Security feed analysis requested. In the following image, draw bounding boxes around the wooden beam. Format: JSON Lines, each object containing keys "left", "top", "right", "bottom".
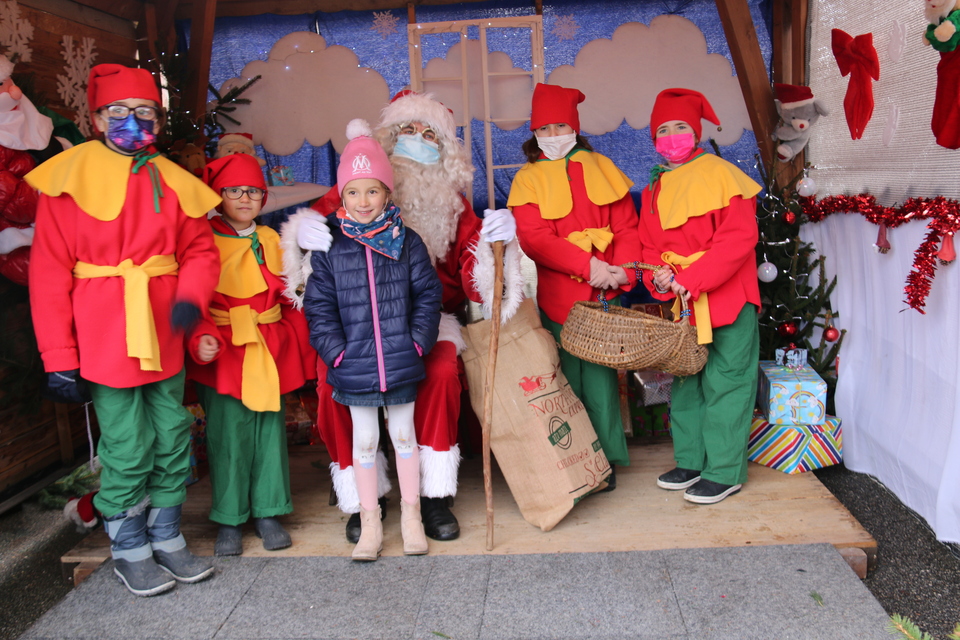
{"left": 715, "top": 0, "right": 777, "bottom": 171}
{"left": 176, "top": 0, "right": 491, "bottom": 20}
{"left": 55, "top": 403, "right": 74, "bottom": 466}
{"left": 790, "top": 0, "right": 808, "bottom": 85}
{"left": 407, "top": 1, "right": 415, "bottom": 24}
{"left": 137, "top": 2, "right": 159, "bottom": 71}
{"left": 183, "top": 0, "right": 217, "bottom": 128}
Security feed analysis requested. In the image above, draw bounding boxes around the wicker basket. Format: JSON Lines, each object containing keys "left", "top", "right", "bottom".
{"left": 560, "top": 286, "right": 708, "bottom": 376}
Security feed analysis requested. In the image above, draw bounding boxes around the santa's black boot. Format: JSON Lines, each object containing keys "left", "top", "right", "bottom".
{"left": 148, "top": 506, "right": 214, "bottom": 583}
{"left": 420, "top": 496, "right": 460, "bottom": 540}
{"left": 104, "top": 509, "right": 176, "bottom": 597}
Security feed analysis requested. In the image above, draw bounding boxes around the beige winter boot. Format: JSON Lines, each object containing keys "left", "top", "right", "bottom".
{"left": 351, "top": 505, "right": 382, "bottom": 562}
{"left": 400, "top": 497, "right": 429, "bottom": 556}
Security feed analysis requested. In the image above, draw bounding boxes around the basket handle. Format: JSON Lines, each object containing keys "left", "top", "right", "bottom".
{"left": 622, "top": 261, "right": 692, "bottom": 325}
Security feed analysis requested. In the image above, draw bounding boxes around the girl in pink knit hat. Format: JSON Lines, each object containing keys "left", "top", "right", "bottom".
{"left": 302, "top": 119, "right": 442, "bottom": 561}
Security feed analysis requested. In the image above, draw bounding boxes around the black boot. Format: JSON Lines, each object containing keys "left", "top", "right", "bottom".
{"left": 420, "top": 496, "right": 460, "bottom": 541}
{"left": 345, "top": 497, "right": 388, "bottom": 543}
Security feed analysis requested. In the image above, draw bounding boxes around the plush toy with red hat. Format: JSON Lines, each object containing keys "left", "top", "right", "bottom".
{"left": 774, "top": 83, "right": 829, "bottom": 162}
{"left": 64, "top": 491, "right": 101, "bottom": 532}
{"left": 924, "top": 0, "right": 960, "bottom": 148}
{"left": 215, "top": 132, "right": 266, "bottom": 167}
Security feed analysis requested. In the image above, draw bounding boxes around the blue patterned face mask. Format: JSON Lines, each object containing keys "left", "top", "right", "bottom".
{"left": 106, "top": 113, "right": 156, "bottom": 153}
{"left": 392, "top": 133, "right": 441, "bottom": 165}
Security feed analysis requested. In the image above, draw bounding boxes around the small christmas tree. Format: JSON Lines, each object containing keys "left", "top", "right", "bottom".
{"left": 754, "top": 161, "right": 845, "bottom": 412}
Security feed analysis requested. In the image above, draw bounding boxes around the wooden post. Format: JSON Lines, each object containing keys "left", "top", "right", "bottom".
{"left": 482, "top": 241, "right": 505, "bottom": 551}
{"left": 714, "top": 0, "right": 778, "bottom": 172}
{"left": 407, "top": 2, "right": 415, "bottom": 24}
{"left": 183, "top": 0, "right": 217, "bottom": 127}
{"left": 54, "top": 403, "right": 74, "bottom": 466}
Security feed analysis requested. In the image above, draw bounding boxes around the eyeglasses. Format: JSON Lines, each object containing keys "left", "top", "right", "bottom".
{"left": 399, "top": 123, "right": 438, "bottom": 142}
{"left": 221, "top": 187, "right": 264, "bottom": 201}
{"left": 100, "top": 104, "right": 161, "bottom": 122}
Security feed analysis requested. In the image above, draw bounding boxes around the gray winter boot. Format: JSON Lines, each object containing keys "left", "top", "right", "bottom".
{"left": 148, "top": 505, "right": 214, "bottom": 583}
{"left": 104, "top": 509, "right": 175, "bottom": 597}
{"left": 214, "top": 525, "right": 244, "bottom": 556}
{"left": 254, "top": 517, "right": 292, "bottom": 551}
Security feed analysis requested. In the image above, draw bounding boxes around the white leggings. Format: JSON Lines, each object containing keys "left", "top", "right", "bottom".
{"left": 349, "top": 402, "right": 418, "bottom": 468}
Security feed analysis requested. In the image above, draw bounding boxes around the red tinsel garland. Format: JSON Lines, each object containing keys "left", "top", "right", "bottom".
{"left": 801, "top": 194, "right": 960, "bottom": 313}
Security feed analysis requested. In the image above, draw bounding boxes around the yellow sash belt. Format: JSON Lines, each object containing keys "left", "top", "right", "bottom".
{"left": 73, "top": 254, "right": 179, "bottom": 372}
{"left": 661, "top": 250, "right": 712, "bottom": 345}
{"left": 211, "top": 304, "right": 282, "bottom": 412}
{"left": 566, "top": 225, "right": 613, "bottom": 282}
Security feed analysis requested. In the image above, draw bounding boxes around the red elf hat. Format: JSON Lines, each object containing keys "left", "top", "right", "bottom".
{"left": 203, "top": 153, "right": 268, "bottom": 207}
{"left": 530, "top": 83, "right": 586, "bottom": 133}
{"left": 87, "top": 64, "right": 161, "bottom": 126}
{"left": 649, "top": 88, "right": 720, "bottom": 140}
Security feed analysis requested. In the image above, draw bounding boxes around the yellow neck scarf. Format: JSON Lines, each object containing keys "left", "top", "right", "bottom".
{"left": 25, "top": 141, "right": 221, "bottom": 221}
{"left": 656, "top": 153, "right": 761, "bottom": 230}
{"left": 73, "top": 254, "right": 179, "bottom": 371}
{"left": 210, "top": 304, "right": 283, "bottom": 412}
{"left": 662, "top": 250, "right": 712, "bottom": 345}
{"left": 507, "top": 150, "right": 633, "bottom": 220}
{"left": 213, "top": 226, "right": 284, "bottom": 299}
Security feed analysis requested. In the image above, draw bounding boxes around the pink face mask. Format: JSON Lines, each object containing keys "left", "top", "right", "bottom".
{"left": 655, "top": 132, "right": 696, "bottom": 165}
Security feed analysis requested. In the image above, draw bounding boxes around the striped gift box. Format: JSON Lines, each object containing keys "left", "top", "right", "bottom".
{"left": 748, "top": 413, "right": 843, "bottom": 474}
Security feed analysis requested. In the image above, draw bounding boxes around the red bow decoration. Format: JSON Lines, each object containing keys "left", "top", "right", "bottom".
{"left": 831, "top": 29, "right": 880, "bottom": 140}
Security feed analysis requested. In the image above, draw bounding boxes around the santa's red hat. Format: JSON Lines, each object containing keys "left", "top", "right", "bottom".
{"left": 378, "top": 91, "right": 458, "bottom": 145}
{"left": 530, "top": 83, "right": 585, "bottom": 133}
{"left": 87, "top": 64, "right": 160, "bottom": 114}
{"left": 203, "top": 153, "right": 268, "bottom": 207}
{"left": 649, "top": 88, "right": 720, "bottom": 141}
{"left": 774, "top": 83, "right": 815, "bottom": 108}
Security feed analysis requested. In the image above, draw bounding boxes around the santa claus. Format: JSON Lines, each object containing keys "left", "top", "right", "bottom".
{"left": 283, "top": 91, "right": 523, "bottom": 542}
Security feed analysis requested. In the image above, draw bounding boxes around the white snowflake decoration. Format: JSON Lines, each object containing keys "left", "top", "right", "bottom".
{"left": 0, "top": 0, "right": 33, "bottom": 63}
{"left": 56, "top": 35, "right": 97, "bottom": 138}
{"left": 551, "top": 15, "right": 579, "bottom": 42}
{"left": 371, "top": 11, "right": 399, "bottom": 39}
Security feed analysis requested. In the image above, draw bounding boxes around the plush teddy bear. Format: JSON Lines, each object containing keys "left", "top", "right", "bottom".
{"left": 215, "top": 132, "right": 266, "bottom": 167}
{"left": 773, "top": 83, "right": 829, "bottom": 162}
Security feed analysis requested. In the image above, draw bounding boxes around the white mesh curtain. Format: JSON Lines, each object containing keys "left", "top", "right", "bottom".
{"left": 805, "top": 0, "right": 960, "bottom": 542}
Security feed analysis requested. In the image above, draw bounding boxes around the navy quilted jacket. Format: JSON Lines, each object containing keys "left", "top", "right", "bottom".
{"left": 303, "top": 216, "right": 442, "bottom": 395}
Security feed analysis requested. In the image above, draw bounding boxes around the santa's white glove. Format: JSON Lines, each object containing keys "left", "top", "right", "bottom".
{"left": 0, "top": 225, "right": 34, "bottom": 255}
{"left": 295, "top": 208, "right": 332, "bottom": 252}
{"left": 481, "top": 208, "right": 517, "bottom": 244}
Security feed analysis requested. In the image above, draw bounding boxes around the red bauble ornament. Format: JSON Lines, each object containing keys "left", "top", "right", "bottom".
{"left": 777, "top": 321, "right": 798, "bottom": 338}
{"left": 824, "top": 326, "right": 840, "bottom": 342}
{"left": 783, "top": 211, "right": 797, "bottom": 225}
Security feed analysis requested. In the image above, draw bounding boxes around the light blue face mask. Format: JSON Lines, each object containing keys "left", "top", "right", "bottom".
{"left": 393, "top": 133, "right": 441, "bottom": 165}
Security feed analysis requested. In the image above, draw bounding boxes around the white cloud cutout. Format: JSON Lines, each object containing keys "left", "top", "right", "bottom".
{"left": 421, "top": 39, "right": 532, "bottom": 131}
{"left": 548, "top": 15, "right": 751, "bottom": 144}
{"left": 218, "top": 31, "right": 390, "bottom": 155}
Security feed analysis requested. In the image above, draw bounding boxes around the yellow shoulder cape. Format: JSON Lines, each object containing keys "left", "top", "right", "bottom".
{"left": 507, "top": 150, "right": 633, "bottom": 220}
{"left": 657, "top": 153, "right": 761, "bottom": 230}
{"left": 24, "top": 141, "right": 221, "bottom": 222}
{"left": 213, "top": 225, "right": 284, "bottom": 299}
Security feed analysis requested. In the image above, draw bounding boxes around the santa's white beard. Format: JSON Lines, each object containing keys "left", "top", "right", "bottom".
{"left": 391, "top": 157, "right": 464, "bottom": 264}
{"left": 0, "top": 93, "right": 53, "bottom": 151}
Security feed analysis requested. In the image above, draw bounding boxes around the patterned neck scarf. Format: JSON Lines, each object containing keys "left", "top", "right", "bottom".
{"left": 338, "top": 202, "right": 406, "bottom": 260}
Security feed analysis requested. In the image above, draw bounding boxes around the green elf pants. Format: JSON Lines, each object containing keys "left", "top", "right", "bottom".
{"left": 670, "top": 303, "right": 759, "bottom": 486}
{"left": 90, "top": 368, "right": 193, "bottom": 518}
{"left": 196, "top": 383, "right": 292, "bottom": 526}
{"left": 542, "top": 308, "right": 630, "bottom": 467}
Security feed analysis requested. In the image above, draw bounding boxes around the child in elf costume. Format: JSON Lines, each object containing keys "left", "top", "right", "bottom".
{"left": 26, "top": 63, "right": 221, "bottom": 596}
{"left": 187, "top": 153, "right": 316, "bottom": 556}
{"left": 303, "top": 120, "right": 442, "bottom": 561}
{"left": 638, "top": 88, "right": 762, "bottom": 505}
{"left": 507, "top": 83, "right": 641, "bottom": 490}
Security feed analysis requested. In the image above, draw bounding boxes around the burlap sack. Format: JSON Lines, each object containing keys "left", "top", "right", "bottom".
{"left": 461, "top": 299, "right": 611, "bottom": 531}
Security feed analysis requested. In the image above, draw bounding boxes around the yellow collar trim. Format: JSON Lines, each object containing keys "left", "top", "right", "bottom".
{"left": 213, "top": 226, "right": 284, "bottom": 299}
{"left": 25, "top": 141, "right": 221, "bottom": 221}
{"left": 656, "top": 153, "right": 761, "bottom": 230}
{"left": 507, "top": 150, "right": 633, "bottom": 220}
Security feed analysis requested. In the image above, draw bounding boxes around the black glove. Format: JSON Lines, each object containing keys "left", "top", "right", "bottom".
{"left": 170, "top": 301, "right": 201, "bottom": 334}
{"left": 43, "top": 369, "right": 91, "bottom": 404}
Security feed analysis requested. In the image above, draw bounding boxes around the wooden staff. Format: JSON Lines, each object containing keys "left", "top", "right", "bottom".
{"left": 482, "top": 240, "right": 504, "bottom": 551}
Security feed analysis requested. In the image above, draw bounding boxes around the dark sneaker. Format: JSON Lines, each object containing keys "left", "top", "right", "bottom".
{"left": 656, "top": 467, "right": 702, "bottom": 490}
{"left": 420, "top": 496, "right": 460, "bottom": 540}
{"left": 683, "top": 479, "right": 742, "bottom": 504}
{"left": 153, "top": 547, "right": 215, "bottom": 583}
{"left": 254, "top": 518, "right": 292, "bottom": 551}
{"left": 113, "top": 557, "right": 176, "bottom": 597}
{"left": 599, "top": 465, "right": 617, "bottom": 492}
{"left": 345, "top": 497, "right": 388, "bottom": 543}
{"left": 214, "top": 525, "right": 243, "bottom": 556}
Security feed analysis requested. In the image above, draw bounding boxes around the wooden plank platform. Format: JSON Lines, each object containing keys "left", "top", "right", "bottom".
{"left": 62, "top": 443, "right": 876, "bottom": 572}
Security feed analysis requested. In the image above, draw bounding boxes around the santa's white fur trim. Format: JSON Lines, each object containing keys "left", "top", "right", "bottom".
{"left": 437, "top": 312, "right": 467, "bottom": 354}
{"left": 329, "top": 451, "right": 392, "bottom": 514}
{"left": 279, "top": 208, "right": 320, "bottom": 309}
{"left": 419, "top": 444, "right": 461, "bottom": 498}
{"left": 470, "top": 238, "right": 524, "bottom": 324}
{"left": 379, "top": 92, "right": 457, "bottom": 146}
{"left": 346, "top": 118, "right": 372, "bottom": 140}
{"left": 0, "top": 56, "right": 13, "bottom": 83}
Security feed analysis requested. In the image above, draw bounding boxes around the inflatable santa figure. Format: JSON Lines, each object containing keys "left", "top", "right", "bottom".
{"left": 283, "top": 91, "right": 523, "bottom": 542}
